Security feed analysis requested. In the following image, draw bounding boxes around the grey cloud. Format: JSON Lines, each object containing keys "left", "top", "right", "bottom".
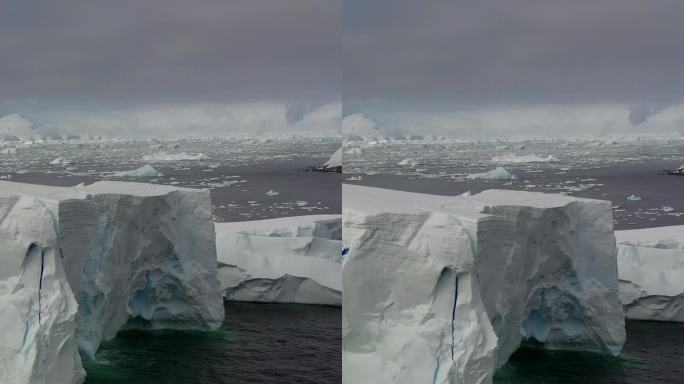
{"left": 0, "top": 0, "right": 340, "bottom": 106}
{"left": 344, "top": 0, "right": 684, "bottom": 106}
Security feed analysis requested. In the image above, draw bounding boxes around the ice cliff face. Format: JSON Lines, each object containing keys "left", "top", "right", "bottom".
{"left": 342, "top": 185, "right": 625, "bottom": 384}
{"left": 0, "top": 181, "right": 225, "bottom": 383}
{"left": 616, "top": 226, "right": 684, "bottom": 322}
{"left": 216, "top": 215, "right": 342, "bottom": 306}
{"left": 0, "top": 195, "right": 84, "bottom": 384}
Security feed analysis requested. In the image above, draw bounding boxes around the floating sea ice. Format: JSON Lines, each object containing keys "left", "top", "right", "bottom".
{"left": 264, "top": 190, "right": 280, "bottom": 197}
{"left": 142, "top": 152, "right": 209, "bottom": 161}
{"left": 626, "top": 195, "right": 642, "bottom": 201}
{"left": 50, "top": 157, "right": 70, "bottom": 167}
{"left": 113, "top": 164, "right": 163, "bottom": 177}
{"left": 466, "top": 166, "right": 517, "bottom": 181}
{"left": 346, "top": 176, "right": 363, "bottom": 181}
{"left": 397, "top": 158, "right": 418, "bottom": 167}
{"left": 662, "top": 206, "right": 675, "bottom": 212}
{"left": 491, "top": 153, "right": 559, "bottom": 163}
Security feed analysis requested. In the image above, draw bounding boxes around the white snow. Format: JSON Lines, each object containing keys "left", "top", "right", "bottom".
{"left": 343, "top": 185, "right": 624, "bottom": 384}
{"left": 113, "top": 164, "right": 163, "bottom": 178}
{"left": 466, "top": 166, "right": 517, "bottom": 180}
{"left": 0, "top": 181, "right": 224, "bottom": 382}
{"left": 323, "top": 147, "right": 342, "bottom": 168}
{"left": 616, "top": 225, "right": 684, "bottom": 321}
{"left": 491, "top": 153, "right": 559, "bottom": 163}
{"left": 142, "top": 152, "right": 208, "bottom": 161}
{"left": 215, "top": 215, "right": 342, "bottom": 305}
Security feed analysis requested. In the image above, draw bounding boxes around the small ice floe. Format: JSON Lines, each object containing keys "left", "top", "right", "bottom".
{"left": 113, "top": 164, "right": 163, "bottom": 178}
{"left": 142, "top": 152, "right": 208, "bottom": 161}
{"left": 491, "top": 153, "right": 559, "bottom": 163}
{"left": 466, "top": 167, "right": 517, "bottom": 181}
{"left": 346, "top": 176, "right": 363, "bottom": 181}
{"left": 398, "top": 158, "right": 418, "bottom": 167}
{"left": 662, "top": 206, "right": 675, "bottom": 212}
{"left": 264, "top": 190, "right": 280, "bottom": 197}
{"left": 626, "top": 195, "right": 642, "bottom": 201}
{"left": 50, "top": 157, "right": 70, "bottom": 167}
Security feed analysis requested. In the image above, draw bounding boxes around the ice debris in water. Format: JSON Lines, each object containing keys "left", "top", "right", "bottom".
{"left": 466, "top": 166, "right": 517, "bottom": 181}
{"left": 626, "top": 195, "right": 642, "bottom": 201}
{"left": 264, "top": 190, "right": 280, "bottom": 197}
{"left": 113, "top": 164, "right": 163, "bottom": 178}
{"left": 142, "top": 152, "right": 209, "bottom": 161}
{"left": 491, "top": 153, "right": 559, "bottom": 163}
{"left": 49, "top": 157, "right": 70, "bottom": 167}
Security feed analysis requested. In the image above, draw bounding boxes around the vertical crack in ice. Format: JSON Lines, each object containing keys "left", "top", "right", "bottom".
{"left": 451, "top": 275, "right": 459, "bottom": 361}
{"left": 38, "top": 247, "right": 45, "bottom": 325}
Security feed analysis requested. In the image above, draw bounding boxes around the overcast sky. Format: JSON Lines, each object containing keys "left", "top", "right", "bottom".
{"left": 0, "top": 0, "right": 340, "bottom": 136}
{"left": 344, "top": 0, "right": 684, "bottom": 136}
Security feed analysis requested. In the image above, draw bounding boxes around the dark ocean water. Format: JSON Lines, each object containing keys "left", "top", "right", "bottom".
{"left": 84, "top": 302, "right": 341, "bottom": 384}
{"left": 346, "top": 160, "right": 684, "bottom": 230}
{"left": 495, "top": 321, "right": 684, "bottom": 384}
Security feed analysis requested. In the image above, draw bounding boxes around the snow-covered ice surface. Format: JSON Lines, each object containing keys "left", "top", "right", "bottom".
{"left": 616, "top": 225, "right": 684, "bottom": 322}
{"left": 343, "top": 185, "right": 624, "bottom": 384}
{"left": 215, "top": 215, "right": 342, "bottom": 305}
{"left": 343, "top": 137, "right": 684, "bottom": 229}
{"left": 0, "top": 181, "right": 225, "bottom": 382}
{"left": 0, "top": 137, "right": 341, "bottom": 222}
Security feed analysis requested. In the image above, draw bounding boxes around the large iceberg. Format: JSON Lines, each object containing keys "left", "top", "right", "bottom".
{"left": 216, "top": 215, "right": 342, "bottom": 305}
{"left": 343, "top": 185, "right": 624, "bottom": 384}
{"left": 616, "top": 225, "right": 684, "bottom": 321}
{"left": 0, "top": 181, "right": 225, "bottom": 382}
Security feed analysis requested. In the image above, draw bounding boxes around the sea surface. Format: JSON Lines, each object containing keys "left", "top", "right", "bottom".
{"left": 84, "top": 303, "right": 341, "bottom": 384}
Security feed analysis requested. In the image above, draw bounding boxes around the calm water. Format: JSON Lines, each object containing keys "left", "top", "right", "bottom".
{"left": 495, "top": 321, "right": 684, "bottom": 384}
{"left": 84, "top": 302, "right": 341, "bottom": 384}
{"left": 346, "top": 160, "right": 684, "bottom": 230}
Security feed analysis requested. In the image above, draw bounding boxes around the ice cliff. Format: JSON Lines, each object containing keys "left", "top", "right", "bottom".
{"left": 342, "top": 185, "right": 625, "bottom": 384}
{"left": 215, "top": 215, "right": 342, "bottom": 305}
{"left": 616, "top": 225, "right": 684, "bottom": 322}
{"left": 0, "top": 181, "right": 225, "bottom": 383}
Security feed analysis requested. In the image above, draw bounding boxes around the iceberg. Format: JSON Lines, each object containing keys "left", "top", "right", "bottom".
{"left": 323, "top": 147, "right": 342, "bottom": 169}
{"left": 343, "top": 185, "right": 624, "bottom": 384}
{"left": 0, "top": 181, "right": 225, "bottom": 382}
{"left": 466, "top": 167, "right": 517, "bottom": 181}
{"left": 616, "top": 225, "right": 684, "bottom": 321}
{"left": 215, "top": 215, "right": 342, "bottom": 306}
{"left": 0, "top": 195, "right": 85, "bottom": 384}
{"left": 113, "top": 164, "right": 163, "bottom": 178}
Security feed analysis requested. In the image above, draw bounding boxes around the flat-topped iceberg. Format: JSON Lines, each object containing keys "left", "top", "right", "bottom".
{"left": 0, "top": 181, "right": 225, "bottom": 383}
{"left": 343, "top": 185, "right": 624, "bottom": 384}
{"left": 616, "top": 225, "right": 684, "bottom": 321}
{"left": 216, "top": 215, "right": 342, "bottom": 306}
